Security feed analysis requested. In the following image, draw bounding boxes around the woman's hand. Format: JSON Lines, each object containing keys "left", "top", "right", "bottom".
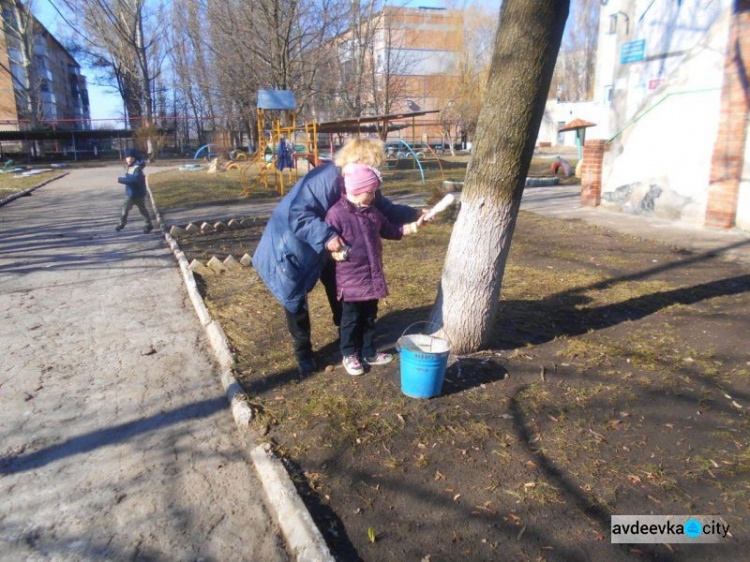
{"left": 326, "top": 235, "right": 346, "bottom": 252}
{"left": 418, "top": 208, "right": 431, "bottom": 225}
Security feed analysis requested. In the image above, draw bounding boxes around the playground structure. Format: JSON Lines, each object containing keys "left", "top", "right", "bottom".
{"left": 186, "top": 92, "right": 449, "bottom": 195}
{"left": 240, "top": 90, "right": 319, "bottom": 196}
{"left": 384, "top": 139, "right": 446, "bottom": 183}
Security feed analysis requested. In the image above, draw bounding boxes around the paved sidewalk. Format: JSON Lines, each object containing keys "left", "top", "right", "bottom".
{"left": 0, "top": 168, "right": 287, "bottom": 561}
{"left": 520, "top": 185, "right": 750, "bottom": 265}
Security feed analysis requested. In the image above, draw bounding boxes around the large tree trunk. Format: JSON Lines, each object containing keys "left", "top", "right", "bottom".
{"left": 429, "top": 0, "right": 569, "bottom": 354}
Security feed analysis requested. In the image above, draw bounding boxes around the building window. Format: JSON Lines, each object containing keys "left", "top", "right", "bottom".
{"left": 608, "top": 14, "right": 617, "bottom": 34}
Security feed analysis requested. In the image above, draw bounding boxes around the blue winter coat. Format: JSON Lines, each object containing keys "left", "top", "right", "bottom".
{"left": 118, "top": 161, "right": 147, "bottom": 198}
{"left": 252, "top": 161, "right": 419, "bottom": 312}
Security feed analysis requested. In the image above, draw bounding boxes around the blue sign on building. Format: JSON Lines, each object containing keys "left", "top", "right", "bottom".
{"left": 621, "top": 39, "right": 646, "bottom": 64}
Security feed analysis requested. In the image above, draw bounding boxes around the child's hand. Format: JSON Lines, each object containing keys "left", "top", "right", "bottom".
{"left": 419, "top": 208, "right": 433, "bottom": 224}
{"left": 331, "top": 244, "right": 350, "bottom": 261}
{"left": 326, "top": 235, "right": 346, "bottom": 252}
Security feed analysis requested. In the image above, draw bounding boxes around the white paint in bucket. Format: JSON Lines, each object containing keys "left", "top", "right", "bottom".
{"left": 398, "top": 334, "right": 451, "bottom": 354}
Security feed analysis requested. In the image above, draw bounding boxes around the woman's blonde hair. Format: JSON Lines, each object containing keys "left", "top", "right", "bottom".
{"left": 334, "top": 137, "right": 385, "bottom": 168}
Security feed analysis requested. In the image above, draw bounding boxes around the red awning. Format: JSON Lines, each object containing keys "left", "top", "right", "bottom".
{"left": 557, "top": 118, "right": 597, "bottom": 132}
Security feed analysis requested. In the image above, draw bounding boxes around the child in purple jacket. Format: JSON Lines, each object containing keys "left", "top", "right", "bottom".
{"left": 325, "top": 163, "right": 422, "bottom": 376}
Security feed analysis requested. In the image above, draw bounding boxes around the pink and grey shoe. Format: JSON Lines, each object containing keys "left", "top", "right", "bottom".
{"left": 364, "top": 352, "right": 393, "bottom": 366}
{"left": 343, "top": 354, "right": 364, "bottom": 376}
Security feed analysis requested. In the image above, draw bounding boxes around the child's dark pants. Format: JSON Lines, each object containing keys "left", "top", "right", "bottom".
{"left": 339, "top": 299, "right": 378, "bottom": 359}
{"left": 120, "top": 196, "right": 152, "bottom": 227}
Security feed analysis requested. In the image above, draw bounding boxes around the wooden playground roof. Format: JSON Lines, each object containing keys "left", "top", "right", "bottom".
{"left": 316, "top": 110, "right": 440, "bottom": 133}
{"left": 558, "top": 118, "right": 597, "bottom": 132}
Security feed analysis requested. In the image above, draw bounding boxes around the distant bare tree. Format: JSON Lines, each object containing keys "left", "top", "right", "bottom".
{"left": 549, "top": 0, "right": 599, "bottom": 100}
{"left": 437, "top": 4, "right": 496, "bottom": 154}
{"left": 53, "top": 0, "right": 168, "bottom": 128}
{"left": 369, "top": 7, "right": 414, "bottom": 139}
{"left": 169, "top": 0, "right": 216, "bottom": 145}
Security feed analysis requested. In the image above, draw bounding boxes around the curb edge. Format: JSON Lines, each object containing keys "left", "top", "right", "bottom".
{"left": 146, "top": 180, "right": 334, "bottom": 562}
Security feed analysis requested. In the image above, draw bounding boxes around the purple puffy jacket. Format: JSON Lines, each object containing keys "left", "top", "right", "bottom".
{"left": 325, "top": 196, "right": 403, "bottom": 302}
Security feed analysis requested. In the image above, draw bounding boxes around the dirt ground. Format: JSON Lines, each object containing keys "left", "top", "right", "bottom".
{"left": 184, "top": 210, "right": 749, "bottom": 561}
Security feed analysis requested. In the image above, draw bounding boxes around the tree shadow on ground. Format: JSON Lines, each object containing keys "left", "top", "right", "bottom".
{"left": 280, "top": 455, "right": 363, "bottom": 562}
{"left": 0, "top": 397, "right": 227, "bottom": 475}
{"left": 358, "top": 240, "right": 750, "bottom": 401}
{"left": 507, "top": 366, "right": 748, "bottom": 561}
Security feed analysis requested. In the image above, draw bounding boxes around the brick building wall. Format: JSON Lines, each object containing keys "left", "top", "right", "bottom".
{"left": 705, "top": 1, "right": 750, "bottom": 228}
{"left": 0, "top": 4, "right": 89, "bottom": 132}
{"left": 0, "top": 18, "right": 18, "bottom": 126}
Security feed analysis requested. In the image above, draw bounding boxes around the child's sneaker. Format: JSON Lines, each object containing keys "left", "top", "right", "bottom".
{"left": 143, "top": 224, "right": 153, "bottom": 234}
{"left": 115, "top": 223, "right": 125, "bottom": 232}
{"left": 364, "top": 352, "right": 393, "bottom": 366}
{"left": 342, "top": 354, "right": 364, "bottom": 376}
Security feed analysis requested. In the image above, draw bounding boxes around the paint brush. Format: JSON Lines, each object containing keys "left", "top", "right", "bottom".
{"left": 424, "top": 194, "right": 456, "bottom": 221}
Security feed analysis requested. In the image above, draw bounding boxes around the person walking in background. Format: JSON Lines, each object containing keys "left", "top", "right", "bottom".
{"left": 325, "top": 163, "right": 423, "bottom": 376}
{"left": 116, "top": 148, "right": 153, "bottom": 234}
{"left": 252, "top": 138, "right": 427, "bottom": 376}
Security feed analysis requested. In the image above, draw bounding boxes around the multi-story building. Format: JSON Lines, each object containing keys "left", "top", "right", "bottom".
{"left": 0, "top": 1, "right": 90, "bottom": 132}
{"left": 314, "top": 0, "right": 463, "bottom": 144}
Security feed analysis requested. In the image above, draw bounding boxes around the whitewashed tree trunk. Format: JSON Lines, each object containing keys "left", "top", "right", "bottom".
{"left": 429, "top": 0, "right": 569, "bottom": 354}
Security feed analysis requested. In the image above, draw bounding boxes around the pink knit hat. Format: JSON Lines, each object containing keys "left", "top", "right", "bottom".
{"left": 343, "top": 163, "right": 382, "bottom": 195}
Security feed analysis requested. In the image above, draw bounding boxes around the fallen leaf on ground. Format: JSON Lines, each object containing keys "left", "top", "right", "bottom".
{"left": 505, "top": 513, "right": 522, "bottom": 524}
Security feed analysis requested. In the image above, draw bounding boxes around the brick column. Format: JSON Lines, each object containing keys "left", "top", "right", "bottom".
{"left": 705, "top": 2, "right": 750, "bottom": 228}
{"left": 581, "top": 140, "right": 606, "bottom": 207}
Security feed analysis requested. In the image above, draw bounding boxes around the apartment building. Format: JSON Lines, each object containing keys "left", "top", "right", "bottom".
{"left": 0, "top": 1, "right": 90, "bottom": 131}
{"left": 315, "top": 0, "right": 463, "bottom": 143}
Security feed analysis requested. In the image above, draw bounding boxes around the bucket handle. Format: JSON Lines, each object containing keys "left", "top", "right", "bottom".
{"left": 398, "top": 321, "right": 453, "bottom": 353}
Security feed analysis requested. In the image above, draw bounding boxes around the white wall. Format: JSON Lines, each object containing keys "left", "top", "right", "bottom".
{"left": 538, "top": 100, "right": 608, "bottom": 147}
{"left": 597, "top": 0, "right": 734, "bottom": 225}
{"left": 737, "top": 121, "right": 750, "bottom": 230}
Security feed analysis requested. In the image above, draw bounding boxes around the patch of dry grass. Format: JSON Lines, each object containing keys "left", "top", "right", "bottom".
{"left": 148, "top": 166, "right": 281, "bottom": 210}
{"left": 188, "top": 205, "right": 748, "bottom": 560}
{"left": 0, "top": 171, "right": 63, "bottom": 197}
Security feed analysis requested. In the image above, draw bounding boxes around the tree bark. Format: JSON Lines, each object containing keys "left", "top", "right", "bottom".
{"left": 429, "top": 0, "right": 569, "bottom": 354}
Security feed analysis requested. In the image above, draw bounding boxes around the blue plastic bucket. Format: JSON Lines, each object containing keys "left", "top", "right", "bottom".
{"left": 398, "top": 328, "right": 452, "bottom": 399}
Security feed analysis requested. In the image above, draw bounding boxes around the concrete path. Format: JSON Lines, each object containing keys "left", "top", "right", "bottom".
{"left": 521, "top": 185, "right": 750, "bottom": 265}
{"left": 0, "top": 168, "right": 288, "bottom": 561}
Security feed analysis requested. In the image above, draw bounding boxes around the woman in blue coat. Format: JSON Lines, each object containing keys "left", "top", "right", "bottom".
{"left": 252, "top": 138, "right": 423, "bottom": 374}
